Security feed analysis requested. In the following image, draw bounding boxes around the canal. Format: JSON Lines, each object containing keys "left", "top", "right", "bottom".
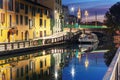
{"left": 0, "top": 40, "right": 117, "bottom": 80}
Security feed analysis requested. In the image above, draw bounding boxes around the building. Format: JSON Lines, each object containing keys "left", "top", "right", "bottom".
{"left": 0, "top": 0, "right": 51, "bottom": 42}
{"left": 62, "top": 5, "right": 69, "bottom": 26}
{"left": 40, "top": 0, "right": 62, "bottom": 34}
{"left": 77, "top": 7, "right": 81, "bottom": 25}
{"left": 68, "top": 15, "right": 77, "bottom": 25}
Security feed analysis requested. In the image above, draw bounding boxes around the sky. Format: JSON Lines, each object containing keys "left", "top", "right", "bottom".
{"left": 62, "top": 0, "right": 120, "bottom": 22}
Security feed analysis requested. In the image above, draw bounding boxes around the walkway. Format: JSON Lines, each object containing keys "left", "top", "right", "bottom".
{"left": 0, "top": 31, "right": 82, "bottom": 53}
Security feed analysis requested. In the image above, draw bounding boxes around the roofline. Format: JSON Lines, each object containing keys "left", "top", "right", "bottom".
{"left": 25, "top": 0, "right": 52, "bottom": 10}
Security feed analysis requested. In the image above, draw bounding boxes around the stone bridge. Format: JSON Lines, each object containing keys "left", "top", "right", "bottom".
{"left": 63, "top": 28, "right": 110, "bottom": 42}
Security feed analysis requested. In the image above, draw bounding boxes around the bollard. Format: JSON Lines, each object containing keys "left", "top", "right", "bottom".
{"left": 11, "top": 43, "right": 14, "bottom": 49}
{"left": 5, "top": 44, "right": 7, "bottom": 50}
{"left": 18, "top": 42, "right": 20, "bottom": 48}
{"left": 23, "top": 42, "right": 25, "bottom": 47}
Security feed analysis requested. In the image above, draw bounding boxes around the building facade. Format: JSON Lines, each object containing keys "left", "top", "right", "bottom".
{"left": 68, "top": 15, "right": 77, "bottom": 24}
{"left": 62, "top": 5, "right": 69, "bottom": 25}
{"left": 40, "top": 0, "right": 62, "bottom": 34}
{"left": 0, "top": 0, "right": 51, "bottom": 42}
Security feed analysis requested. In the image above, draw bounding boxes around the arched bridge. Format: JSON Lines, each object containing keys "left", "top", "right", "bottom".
{"left": 63, "top": 28, "right": 110, "bottom": 42}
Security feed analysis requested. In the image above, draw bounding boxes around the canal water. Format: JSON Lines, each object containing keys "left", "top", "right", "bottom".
{"left": 0, "top": 41, "right": 117, "bottom": 80}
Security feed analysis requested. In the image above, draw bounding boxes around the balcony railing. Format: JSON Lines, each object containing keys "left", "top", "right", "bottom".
{"left": 103, "top": 47, "right": 120, "bottom": 80}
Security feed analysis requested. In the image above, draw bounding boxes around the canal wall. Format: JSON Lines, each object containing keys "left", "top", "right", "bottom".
{"left": 0, "top": 42, "right": 66, "bottom": 56}
{"left": 0, "top": 30, "right": 82, "bottom": 56}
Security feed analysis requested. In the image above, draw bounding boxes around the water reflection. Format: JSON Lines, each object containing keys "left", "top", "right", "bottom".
{"left": 0, "top": 41, "right": 116, "bottom": 80}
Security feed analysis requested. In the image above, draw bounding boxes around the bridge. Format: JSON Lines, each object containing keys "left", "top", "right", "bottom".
{"left": 63, "top": 24, "right": 109, "bottom": 42}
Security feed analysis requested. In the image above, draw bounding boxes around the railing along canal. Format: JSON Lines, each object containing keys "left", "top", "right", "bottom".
{"left": 103, "top": 47, "right": 120, "bottom": 80}
{"left": 0, "top": 32, "right": 80, "bottom": 51}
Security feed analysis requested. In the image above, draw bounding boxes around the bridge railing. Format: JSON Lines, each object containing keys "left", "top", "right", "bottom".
{"left": 103, "top": 47, "right": 120, "bottom": 80}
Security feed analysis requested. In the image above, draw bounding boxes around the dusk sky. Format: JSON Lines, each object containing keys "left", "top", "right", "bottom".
{"left": 62, "top": 0, "right": 120, "bottom": 22}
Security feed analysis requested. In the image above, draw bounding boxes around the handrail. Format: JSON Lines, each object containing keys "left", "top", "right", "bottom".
{"left": 0, "top": 31, "right": 82, "bottom": 52}
{"left": 103, "top": 47, "right": 120, "bottom": 80}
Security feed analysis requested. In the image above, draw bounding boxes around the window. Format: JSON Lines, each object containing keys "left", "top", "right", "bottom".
{"left": 25, "top": 16, "right": 28, "bottom": 25}
{"left": 9, "top": 15, "right": 12, "bottom": 27}
{"left": 15, "top": 1, "right": 19, "bottom": 13}
{"left": 16, "top": 30, "right": 18, "bottom": 36}
{"left": 20, "top": 3, "right": 24, "bottom": 10}
{"left": 45, "top": 59, "right": 46, "bottom": 66}
{"left": 59, "top": 0, "right": 61, "bottom": 5}
{"left": 29, "top": 6, "right": 32, "bottom": 12}
{"left": 25, "top": 5, "right": 28, "bottom": 14}
{"left": 44, "top": 9, "right": 47, "bottom": 15}
{"left": 44, "top": 20, "right": 46, "bottom": 28}
{"left": 16, "top": 15, "right": 19, "bottom": 25}
{"left": 0, "top": 0, "right": 3, "bottom": 9}
{"left": 40, "top": 9, "right": 43, "bottom": 17}
{"left": 32, "top": 7, "right": 35, "bottom": 16}
{"left": 40, "top": 19, "right": 42, "bottom": 26}
{"left": 1, "top": 13, "right": 5, "bottom": 23}
{"left": 37, "top": 8, "right": 40, "bottom": 13}
{"left": 8, "top": 0, "right": 13, "bottom": 11}
{"left": 20, "top": 15, "right": 23, "bottom": 25}
{"left": 25, "top": 65, "right": 28, "bottom": 74}
{"left": 40, "top": 61, "right": 43, "bottom": 68}
{"left": 44, "top": 30, "right": 46, "bottom": 36}
{"left": 21, "top": 67, "right": 24, "bottom": 77}
{"left": 40, "top": 31, "right": 42, "bottom": 37}
{"left": 29, "top": 19, "right": 33, "bottom": 29}
{"left": 16, "top": 69, "right": 19, "bottom": 78}
{"left": 1, "top": 29, "right": 2, "bottom": 36}
{"left": 29, "top": 61, "right": 32, "bottom": 70}
{"left": 56, "top": 0, "right": 58, "bottom": 3}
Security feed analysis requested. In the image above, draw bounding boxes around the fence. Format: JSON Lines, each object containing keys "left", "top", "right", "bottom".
{"left": 103, "top": 47, "right": 120, "bottom": 80}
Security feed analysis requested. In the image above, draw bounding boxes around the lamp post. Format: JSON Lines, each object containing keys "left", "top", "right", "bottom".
{"left": 71, "top": 7, "right": 75, "bottom": 23}
{"left": 84, "top": 10, "right": 89, "bottom": 25}
{"left": 84, "top": 10, "right": 89, "bottom": 34}
{"left": 71, "top": 7, "right": 75, "bottom": 15}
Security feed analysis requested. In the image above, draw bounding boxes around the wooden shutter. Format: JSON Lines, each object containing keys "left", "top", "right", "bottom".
{"left": 1, "top": 13, "right": 5, "bottom": 23}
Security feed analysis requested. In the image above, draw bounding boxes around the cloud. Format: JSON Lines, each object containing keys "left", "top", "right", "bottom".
{"left": 81, "top": 15, "right": 105, "bottom": 22}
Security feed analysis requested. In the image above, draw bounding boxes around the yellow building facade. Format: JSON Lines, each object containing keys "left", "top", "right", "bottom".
{"left": 0, "top": 0, "right": 51, "bottom": 42}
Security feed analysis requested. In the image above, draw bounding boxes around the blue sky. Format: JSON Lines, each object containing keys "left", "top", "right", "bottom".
{"left": 62, "top": 0, "right": 120, "bottom": 22}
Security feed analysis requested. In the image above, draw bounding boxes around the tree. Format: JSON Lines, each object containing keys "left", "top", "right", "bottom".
{"left": 105, "top": 2, "right": 120, "bottom": 31}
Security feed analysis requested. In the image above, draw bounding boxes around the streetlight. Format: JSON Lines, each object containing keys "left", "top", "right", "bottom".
{"left": 71, "top": 7, "right": 75, "bottom": 13}
{"left": 55, "top": 10, "right": 57, "bottom": 14}
{"left": 84, "top": 10, "right": 89, "bottom": 34}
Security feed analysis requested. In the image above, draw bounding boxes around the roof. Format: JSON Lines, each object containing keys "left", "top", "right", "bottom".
{"left": 25, "top": 0, "right": 52, "bottom": 10}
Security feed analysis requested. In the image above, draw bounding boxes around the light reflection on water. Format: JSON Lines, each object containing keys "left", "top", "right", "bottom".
{"left": 0, "top": 42, "right": 117, "bottom": 80}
